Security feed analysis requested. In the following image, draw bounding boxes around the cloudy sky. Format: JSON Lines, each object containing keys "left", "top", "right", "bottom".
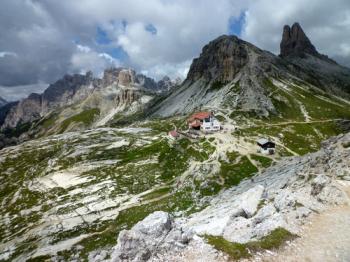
{"left": 1, "top": 0, "right": 350, "bottom": 101}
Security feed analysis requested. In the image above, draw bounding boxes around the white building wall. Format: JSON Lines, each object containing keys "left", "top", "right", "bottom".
{"left": 201, "top": 117, "right": 221, "bottom": 132}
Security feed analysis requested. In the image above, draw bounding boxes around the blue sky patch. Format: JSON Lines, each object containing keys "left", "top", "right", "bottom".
{"left": 228, "top": 11, "right": 246, "bottom": 36}
{"left": 109, "top": 47, "right": 129, "bottom": 61}
{"left": 96, "top": 27, "right": 112, "bottom": 45}
{"left": 145, "top": 23, "right": 157, "bottom": 35}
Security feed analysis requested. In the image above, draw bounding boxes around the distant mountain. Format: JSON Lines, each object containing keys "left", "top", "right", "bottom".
{"left": 0, "top": 68, "right": 179, "bottom": 147}
{"left": 0, "top": 68, "right": 179, "bottom": 130}
{"left": 152, "top": 23, "right": 350, "bottom": 118}
{"left": 0, "top": 97, "right": 7, "bottom": 107}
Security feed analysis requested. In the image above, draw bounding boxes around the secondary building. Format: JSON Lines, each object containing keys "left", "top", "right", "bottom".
{"left": 188, "top": 111, "right": 221, "bottom": 132}
{"left": 257, "top": 138, "right": 276, "bottom": 155}
{"left": 168, "top": 130, "right": 180, "bottom": 140}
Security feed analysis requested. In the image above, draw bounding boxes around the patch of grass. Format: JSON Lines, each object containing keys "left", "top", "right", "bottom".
{"left": 231, "top": 81, "right": 240, "bottom": 93}
{"left": 198, "top": 180, "right": 222, "bottom": 196}
{"left": 294, "top": 87, "right": 350, "bottom": 120}
{"left": 342, "top": 141, "right": 350, "bottom": 148}
{"left": 139, "top": 116, "right": 187, "bottom": 134}
{"left": 250, "top": 154, "right": 273, "bottom": 168}
{"left": 215, "top": 115, "right": 225, "bottom": 122}
{"left": 219, "top": 155, "right": 258, "bottom": 187}
{"left": 270, "top": 91, "right": 304, "bottom": 121}
{"left": 142, "top": 187, "right": 171, "bottom": 201}
{"left": 243, "top": 121, "right": 343, "bottom": 155}
{"left": 205, "top": 235, "right": 250, "bottom": 260}
{"left": 2, "top": 121, "right": 33, "bottom": 138}
{"left": 248, "top": 227, "right": 296, "bottom": 250}
{"left": 205, "top": 228, "right": 296, "bottom": 260}
{"left": 210, "top": 80, "right": 226, "bottom": 91}
{"left": 110, "top": 111, "right": 146, "bottom": 127}
{"left": 59, "top": 108, "right": 100, "bottom": 133}
{"left": 229, "top": 110, "right": 259, "bottom": 120}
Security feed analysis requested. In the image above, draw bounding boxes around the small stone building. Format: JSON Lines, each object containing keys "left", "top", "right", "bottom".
{"left": 257, "top": 138, "right": 276, "bottom": 155}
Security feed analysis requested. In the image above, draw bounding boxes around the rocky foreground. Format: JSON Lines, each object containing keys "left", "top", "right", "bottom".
{"left": 110, "top": 132, "right": 350, "bottom": 262}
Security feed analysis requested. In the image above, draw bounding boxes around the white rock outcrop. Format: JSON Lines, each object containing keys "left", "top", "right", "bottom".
{"left": 111, "top": 211, "right": 192, "bottom": 262}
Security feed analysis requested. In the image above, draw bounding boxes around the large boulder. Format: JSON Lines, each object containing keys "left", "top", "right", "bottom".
{"left": 111, "top": 211, "right": 191, "bottom": 262}
{"left": 112, "top": 211, "right": 172, "bottom": 261}
{"left": 239, "top": 185, "right": 264, "bottom": 218}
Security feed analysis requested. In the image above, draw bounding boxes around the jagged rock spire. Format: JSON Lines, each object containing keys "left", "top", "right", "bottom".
{"left": 280, "top": 22, "right": 318, "bottom": 58}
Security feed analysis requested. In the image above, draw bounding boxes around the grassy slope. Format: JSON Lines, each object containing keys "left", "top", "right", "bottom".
{"left": 237, "top": 78, "right": 350, "bottom": 155}
{"left": 205, "top": 228, "right": 296, "bottom": 260}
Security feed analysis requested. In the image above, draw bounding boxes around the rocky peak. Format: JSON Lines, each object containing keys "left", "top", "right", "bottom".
{"left": 102, "top": 67, "right": 138, "bottom": 87}
{"left": 161, "top": 76, "right": 171, "bottom": 82}
{"left": 280, "top": 23, "right": 337, "bottom": 64}
{"left": 118, "top": 68, "right": 136, "bottom": 86}
{"left": 103, "top": 68, "right": 122, "bottom": 86}
{"left": 186, "top": 35, "right": 248, "bottom": 83}
{"left": 42, "top": 72, "right": 93, "bottom": 103}
{"left": 280, "top": 23, "right": 318, "bottom": 58}
{"left": 157, "top": 75, "right": 180, "bottom": 91}
{"left": 136, "top": 74, "right": 158, "bottom": 90}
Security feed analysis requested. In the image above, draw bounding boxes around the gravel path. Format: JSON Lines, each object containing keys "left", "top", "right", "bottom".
{"left": 257, "top": 187, "right": 350, "bottom": 262}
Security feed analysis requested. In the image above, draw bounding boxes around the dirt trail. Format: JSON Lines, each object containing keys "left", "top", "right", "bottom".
{"left": 257, "top": 183, "right": 350, "bottom": 262}
{"left": 241, "top": 119, "right": 343, "bottom": 129}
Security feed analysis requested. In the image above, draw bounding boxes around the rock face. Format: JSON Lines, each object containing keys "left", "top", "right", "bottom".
{"left": 280, "top": 22, "right": 337, "bottom": 64}
{"left": 280, "top": 23, "right": 350, "bottom": 96}
{"left": 187, "top": 35, "right": 248, "bottom": 83}
{"left": 111, "top": 211, "right": 191, "bottom": 262}
{"left": 157, "top": 76, "right": 181, "bottom": 92}
{"left": 1, "top": 72, "right": 95, "bottom": 130}
{"left": 280, "top": 23, "right": 318, "bottom": 58}
{"left": 152, "top": 35, "right": 284, "bottom": 117}
{"left": 2, "top": 93, "right": 42, "bottom": 129}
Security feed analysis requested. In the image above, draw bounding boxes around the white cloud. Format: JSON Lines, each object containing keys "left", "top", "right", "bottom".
{"left": 70, "top": 45, "right": 120, "bottom": 76}
{"left": 241, "top": 0, "right": 350, "bottom": 66}
{"left": 0, "top": 83, "right": 49, "bottom": 101}
{"left": 38, "top": 0, "right": 246, "bottom": 79}
{"left": 0, "top": 51, "right": 17, "bottom": 58}
{"left": 141, "top": 60, "right": 192, "bottom": 80}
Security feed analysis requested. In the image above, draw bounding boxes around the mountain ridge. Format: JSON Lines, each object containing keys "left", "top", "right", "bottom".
{"left": 152, "top": 23, "right": 350, "bottom": 117}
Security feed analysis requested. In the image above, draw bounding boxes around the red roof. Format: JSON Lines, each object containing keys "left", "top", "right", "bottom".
{"left": 168, "top": 130, "right": 179, "bottom": 137}
{"left": 188, "top": 112, "right": 211, "bottom": 122}
{"left": 189, "top": 120, "right": 201, "bottom": 128}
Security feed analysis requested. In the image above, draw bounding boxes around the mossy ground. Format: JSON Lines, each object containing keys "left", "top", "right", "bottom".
{"left": 59, "top": 108, "right": 100, "bottom": 133}
{"left": 205, "top": 228, "right": 296, "bottom": 260}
